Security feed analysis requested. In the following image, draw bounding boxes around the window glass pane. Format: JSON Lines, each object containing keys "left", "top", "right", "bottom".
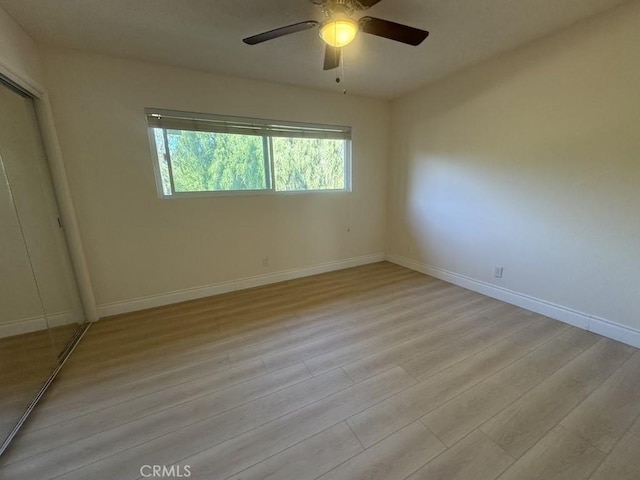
{"left": 152, "top": 128, "right": 172, "bottom": 196}
{"left": 166, "top": 130, "right": 267, "bottom": 192}
{"left": 272, "top": 137, "right": 346, "bottom": 191}
{"left": 147, "top": 110, "right": 351, "bottom": 196}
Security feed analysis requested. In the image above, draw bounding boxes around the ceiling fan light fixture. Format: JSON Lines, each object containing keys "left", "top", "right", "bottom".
{"left": 320, "top": 17, "right": 359, "bottom": 47}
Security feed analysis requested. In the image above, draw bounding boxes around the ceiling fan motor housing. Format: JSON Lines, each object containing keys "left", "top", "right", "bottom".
{"left": 313, "top": 0, "right": 374, "bottom": 17}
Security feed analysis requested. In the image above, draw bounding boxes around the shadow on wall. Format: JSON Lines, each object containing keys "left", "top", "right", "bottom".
{"left": 389, "top": 1, "right": 640, "bottom": 329}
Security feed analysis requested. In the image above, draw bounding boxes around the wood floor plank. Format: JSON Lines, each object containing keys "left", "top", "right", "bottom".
{"left": 560, "top": 351, "right": 640, "bottom": 453}
{"left": 30, "top": 353, "right": 233, "bottom": 431}
{"left": 259, "top": 297, "right": 459, "bottom": 373}
{"left": 423, "top": 328, "right": 599, "bottom": 446}
{"left": 55, "top": 323, "right": 286, "bottom": 388}
{"left": 280, "top": 274, "right": 436, "bottom": 333}
{"left": 51, "top": 368, "right": 355, "bottom": 480}
{"left": 406, "top": 430, "right": 514, "bottom": 480}
{"left": 480, "top": 339, "right": 635, "bottom": 459}
{"left": 6, "top": 362, "right": 304, "bottom": 464}
{"left": 400, "top": 311, "right": 533, "bottom": 382}
{"left": 505, "top": 316, "right": 570, "bottom": 350}
{"left": 2, "top": 263, "right": 638, "bottom": 480}
{"left": 79, "top": 270, "right": 384, "bottom": 364}
{"left": 348, "top": 338, "right": 530, "bottom": 448}
{"left": 589, "top": 432, "right": 640, "bottom": 480}
{"left": 285, "top": 280, "right": 454, "bottom": 338}
{"left": 272, "top": 286, "right": 476, "bottom": 361}
{"left": 72, "top": 316, "right": 225, "bottom": 365}
{"left": 58, "top": 273, "right": 438, "bottom": 388}
{"left": 342, "top": 312, "right": 499, "bottom": 383}
{"left": 291, "top": 270, "right": 430, "bottom": 306}
{"left": 229, "top": 295, "right": 430, "bottom": 366}
{"left": 316, "top": 421, "right": 445, "bottom": 480}
{"left": 173, "top": 367, "right": 415, "bottom": 480}
{"left": 303, "top": 310, "right": 457, "bottom": 376}
{"left": 81, "top": 308, "right": 220, "bottom": 344}
{"left": 226, "top": 422, "right": 363, "bottom": 480}
{"left": 0, "top": 365, "right": 342, "bottom": 479}
{"left": 26, "top": 354, "right": 241, "bottom": 431}
{"left": 496, "top": 425, "right": 605, "bottom": 480}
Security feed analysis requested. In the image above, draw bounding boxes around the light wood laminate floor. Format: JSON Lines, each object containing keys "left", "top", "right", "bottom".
{"left": 0, "top": 323, "right": 79, "bottom": 441}
{"left": 1, "top": 262, "right": 639, "bottom": 480}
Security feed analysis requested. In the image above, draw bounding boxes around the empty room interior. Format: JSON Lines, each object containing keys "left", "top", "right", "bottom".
{"left": 1, "top": 0, "right": 639, "bottom": 479}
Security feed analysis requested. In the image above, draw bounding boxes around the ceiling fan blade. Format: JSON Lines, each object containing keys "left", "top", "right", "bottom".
{"left": 243, "top": 21, "right": 319, "bottom": 45}
{"left": 354, "top": 0, "right": 383, "bottom": 9}
{"left": 359, "top": 17, "right": 429, "bottom": 46}
{"left": 323, "top": 45, "right": 341, "bottom": 70}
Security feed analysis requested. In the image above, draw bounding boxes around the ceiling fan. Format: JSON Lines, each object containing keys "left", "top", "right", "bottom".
{"left": 243, "top": 0, "right": 429, "bottom": 71}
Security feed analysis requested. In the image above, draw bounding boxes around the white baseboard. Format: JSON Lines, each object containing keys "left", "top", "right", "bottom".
{"left": 0, "top": 311, "right": 80, "bottom": 339}
{"left": 0, "top": 316, "right": 47, "bottom": 339}
{"left": 47, "top": 311, "right": 83, "bottom": 329}
{"left": 588, "top": 318, "right": 640, "bottom": 350}
{"left": 97, "top": 253, "right": 387, "bottom": 318}
{"left": 386, "top": 253, "right": 640, "bottom": 349}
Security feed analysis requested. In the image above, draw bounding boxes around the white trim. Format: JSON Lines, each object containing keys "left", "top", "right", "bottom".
{"left": 386, "top": 254, "right": 640, "bottom": 350}
{"left": 158, "top": 188, "right": 352, "bottom": 200}
{"left": 0, "top": 59, "right": 45, "bottom": 98}
{"left": 0, "top": 316, "right": 47, "bottom": 338}
{"left": 46, "top": 311, "right": 82, "bottom": 329}
{"left": 588, "top": 318, "right": 640, "bottom": 350}
{"left": 35, "top": 95, "right": 98, "bottom": 321}
{"left": 145, "top": 108, "right": 352, "bottom": 140}
{"left": 0, "top": 311, "right": 80, "bottom": 339}
{"left": 97, "top": 253, "right": 386, "bottom": 318}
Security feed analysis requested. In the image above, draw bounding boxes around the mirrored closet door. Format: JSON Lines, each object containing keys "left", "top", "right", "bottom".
{"left": 0, "top": 77, "right": 85, "bottom": 453}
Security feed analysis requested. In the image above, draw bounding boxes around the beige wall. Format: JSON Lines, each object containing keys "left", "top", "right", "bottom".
{"left": 41, "top": 48, "right": 389, "bottom": 312}
{"left": 388, "top": 1, "right": 640, "bottom": 333}
{"left": 10, "top": 1, "right": 637, "bottom": 343}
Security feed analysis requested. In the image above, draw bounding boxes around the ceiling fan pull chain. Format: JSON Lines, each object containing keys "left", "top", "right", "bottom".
{"left": 341, "top": 49, "right": 347, "bottom": 94}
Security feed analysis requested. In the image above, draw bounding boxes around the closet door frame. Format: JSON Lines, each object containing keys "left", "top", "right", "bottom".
{"left": 0, "top": 63, "right": 98, "bottom": 322}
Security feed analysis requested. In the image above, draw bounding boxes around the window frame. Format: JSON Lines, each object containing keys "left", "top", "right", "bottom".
{"left": 146, "top": 108, "right": 352, "bottom": 199}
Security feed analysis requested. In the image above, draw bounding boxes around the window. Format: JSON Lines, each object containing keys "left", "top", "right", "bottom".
{"left": 146, "top": 109, "right": 351, "bottom": 197}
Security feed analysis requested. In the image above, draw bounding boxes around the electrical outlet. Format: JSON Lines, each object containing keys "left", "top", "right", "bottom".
{"left": 262, "top": 257, "right": 269, "bottom": 267}
{"left": 494, "top": 266, "right": 504, "bottom": 278}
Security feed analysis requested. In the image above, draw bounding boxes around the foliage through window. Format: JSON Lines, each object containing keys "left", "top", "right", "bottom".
{"left": 146, "top": 109, "right": 351, "bottom": 196}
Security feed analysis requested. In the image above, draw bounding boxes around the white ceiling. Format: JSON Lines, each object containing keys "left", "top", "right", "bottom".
{"left": 0, "top": 0, "right": 629, "bottom": 99}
